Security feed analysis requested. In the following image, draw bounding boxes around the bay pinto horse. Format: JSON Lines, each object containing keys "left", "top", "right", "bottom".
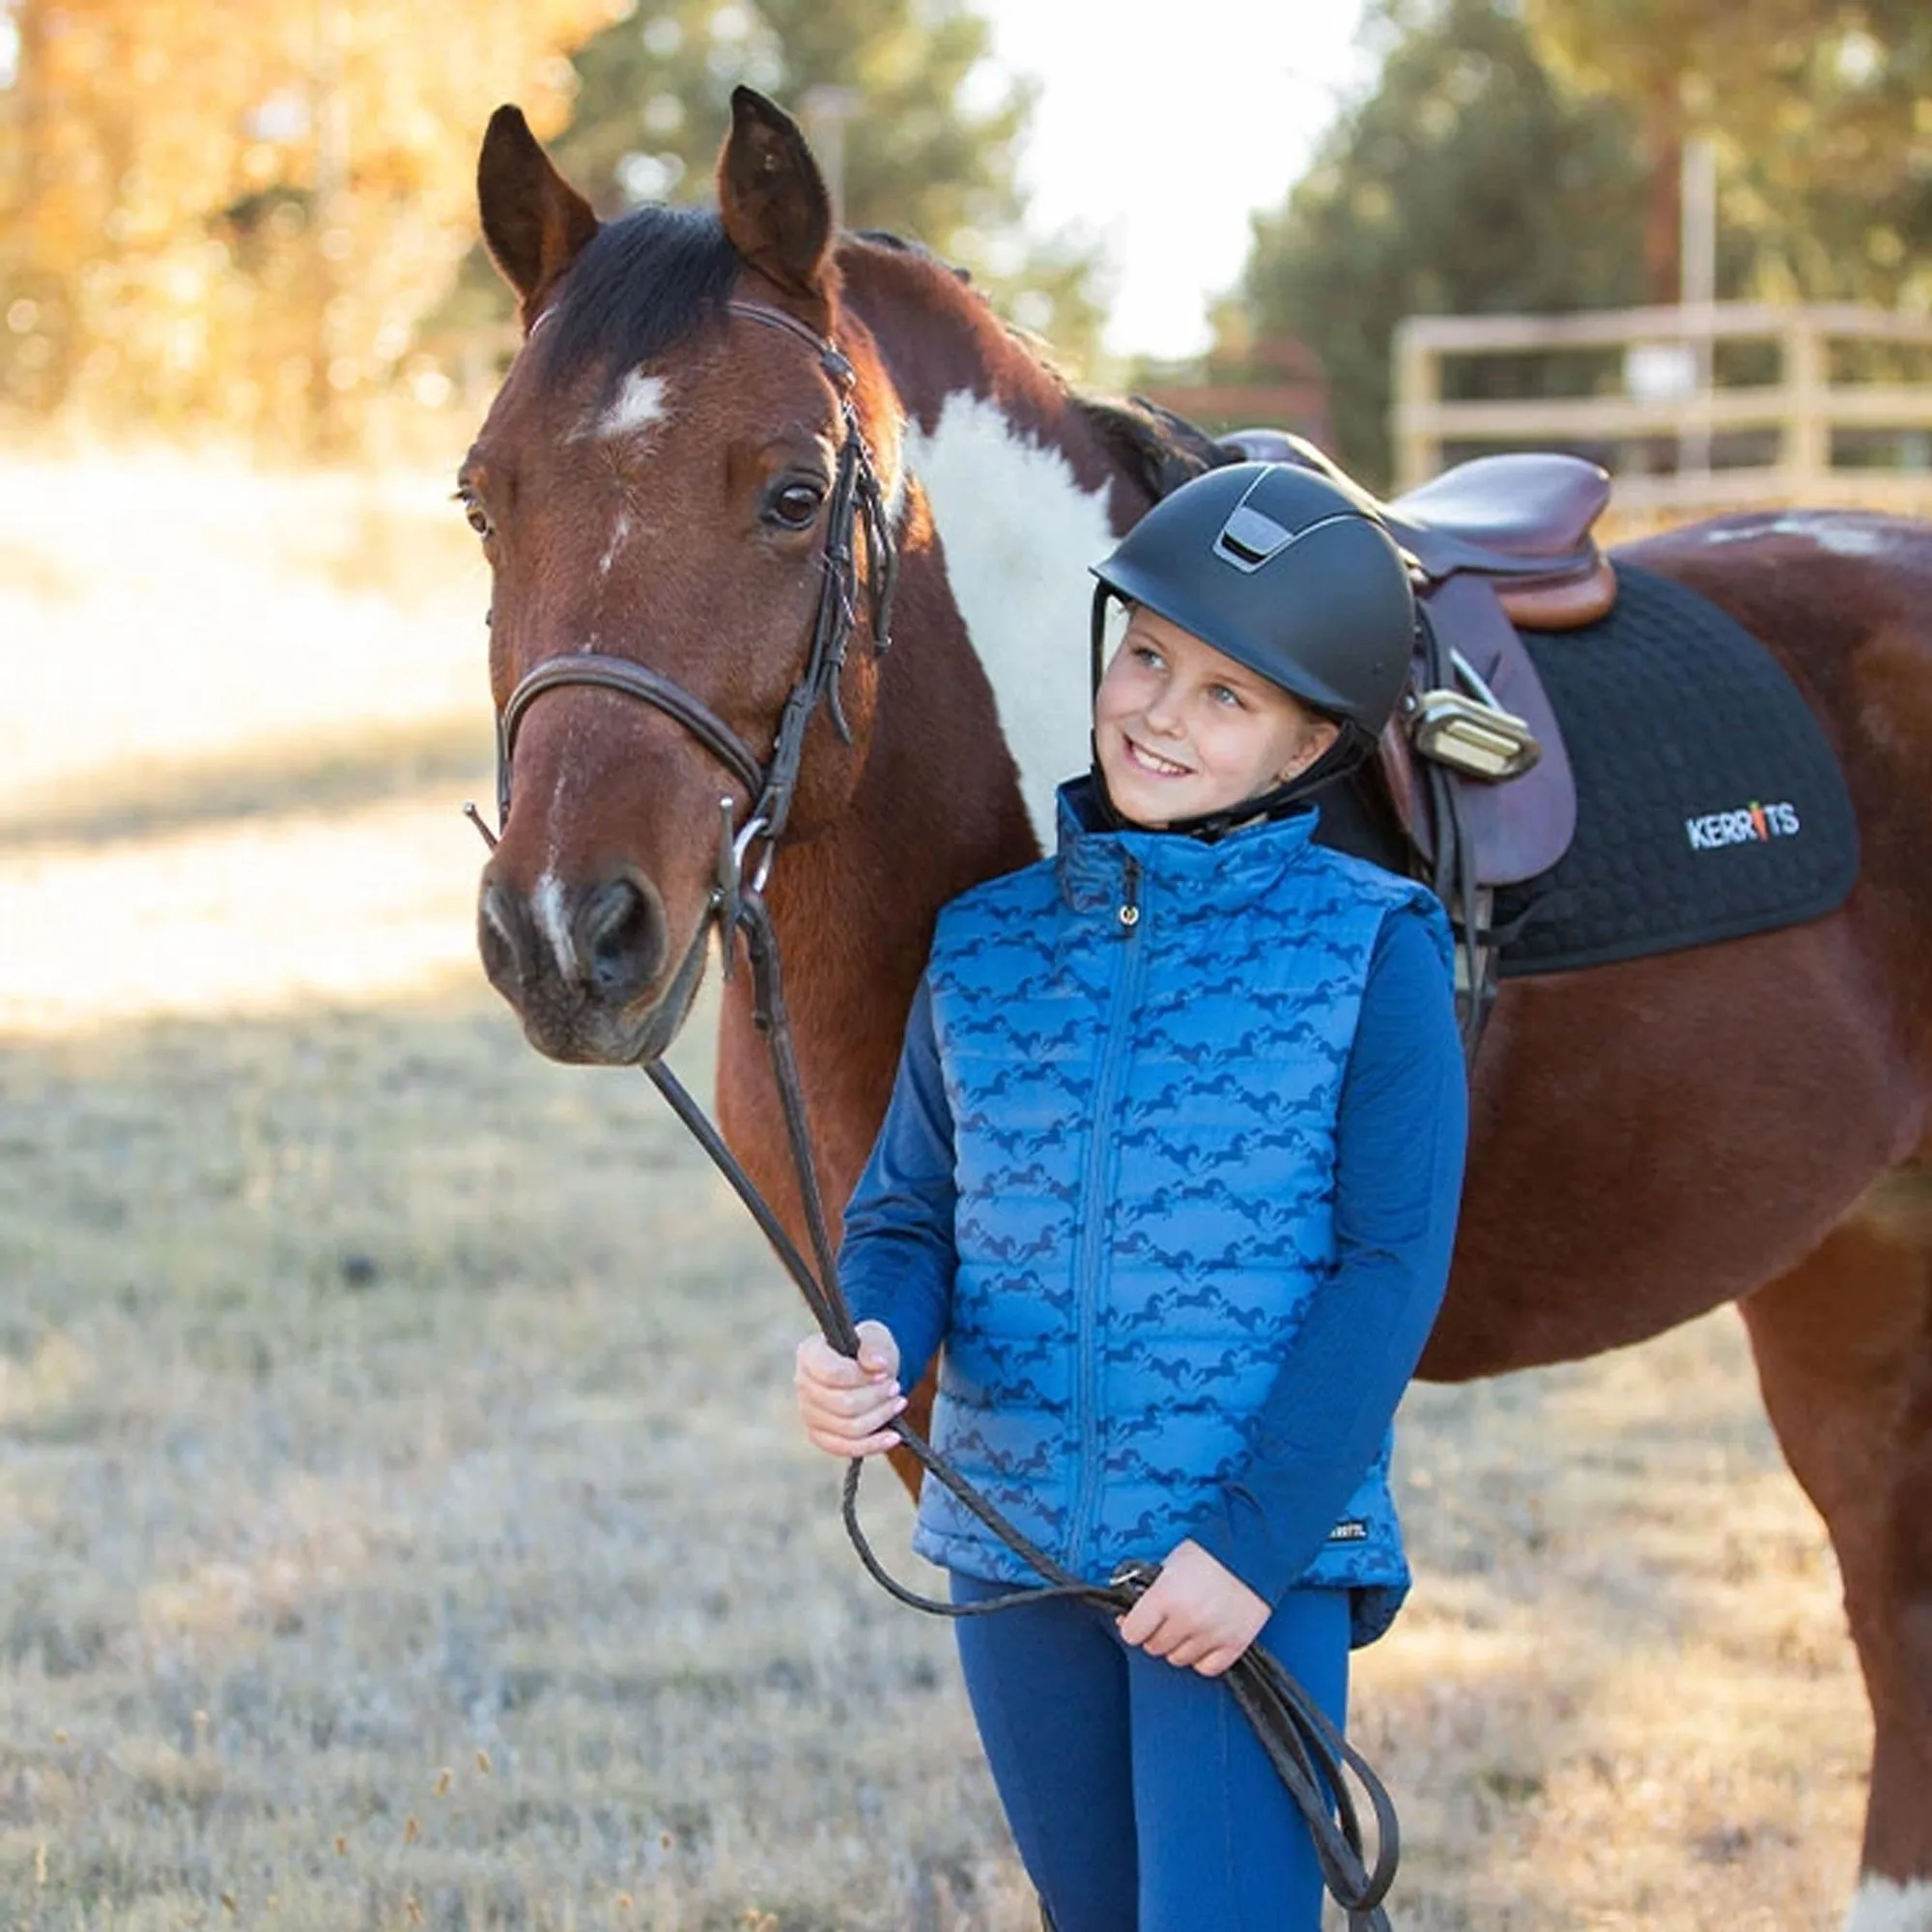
{"left": 462, "top": 88, "right": 1932, "bottom": 1928}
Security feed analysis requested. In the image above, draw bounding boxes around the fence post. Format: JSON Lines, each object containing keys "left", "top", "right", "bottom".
{"left": 1392, "top": 320, "right": 1438, "bottom": 489}
{"left": 1783, "top": 315, "right": 1830, "bottom": 492}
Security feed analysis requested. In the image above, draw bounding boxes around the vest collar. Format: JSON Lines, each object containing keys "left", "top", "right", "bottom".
{"left": 1053, "top": 775, "right": 1320, "bottom": 911}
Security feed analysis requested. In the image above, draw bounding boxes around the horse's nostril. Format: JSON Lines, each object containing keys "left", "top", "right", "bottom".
{"left": 477, "top": 880, "right": 526, "bottom": 990}
{"left": 580, "top": 873, "right": 666, "bottom": 1005}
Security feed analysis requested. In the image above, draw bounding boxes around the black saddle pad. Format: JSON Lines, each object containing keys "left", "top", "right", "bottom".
{"left": 1493, "top": 562, "right": 1859, "bottom": 975}
{"left": 1317, "top": 562, "right": 1861, "bottom": 977}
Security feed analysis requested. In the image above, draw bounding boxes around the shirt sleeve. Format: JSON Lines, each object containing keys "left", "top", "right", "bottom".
{"left": 836, "top": 975, "right": 958, "bottom": 1388}
{"left": 1186, "top": 904, "right": 1468, "bottom": 1603}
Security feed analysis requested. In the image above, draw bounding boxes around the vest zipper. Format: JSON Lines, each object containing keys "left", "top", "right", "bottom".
{"left": 1067, "top": 850, "right": 1145, "bottom": 1572}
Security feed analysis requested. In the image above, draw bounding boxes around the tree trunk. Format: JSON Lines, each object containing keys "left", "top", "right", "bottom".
{"left": 1641, "top": 83, "right": 1684, "bottom": 306}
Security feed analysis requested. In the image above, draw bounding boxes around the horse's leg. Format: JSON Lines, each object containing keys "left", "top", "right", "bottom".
{"left": 1737, "top": 1167, "right": 1932, "bottom": 1931}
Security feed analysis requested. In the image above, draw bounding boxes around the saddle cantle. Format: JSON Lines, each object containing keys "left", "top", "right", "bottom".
{"left": 1217, "top": 428, "right": 1617, "bottom": 631}
{"left": 1213, "top": 427, "right": 1613, "bottom": 1046}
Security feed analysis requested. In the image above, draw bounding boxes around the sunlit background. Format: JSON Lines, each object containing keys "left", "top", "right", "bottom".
{"left": 1, "top": 2, "right": 1925, "bottom": 1924}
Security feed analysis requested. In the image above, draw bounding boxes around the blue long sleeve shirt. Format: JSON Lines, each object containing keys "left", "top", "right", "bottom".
{"left": 838, "top": 902, "right": 1466, "bottom": 1605}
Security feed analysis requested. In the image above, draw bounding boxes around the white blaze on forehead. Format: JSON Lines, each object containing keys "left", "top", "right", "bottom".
{"left": 902, "top": 390, "right": 1116, "bottom": 848}
{"left": 598, "top": 510, "right": 632, "bottom": 579}
{"left": 1845, "top": 1879, "right": 1932, "bottom": 1932}
{"left": 588, "top": 371, "right": 668, "bottom": 442}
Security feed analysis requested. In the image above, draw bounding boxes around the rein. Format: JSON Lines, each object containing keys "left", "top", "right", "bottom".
{"left": 470, "top": 299, "right": 1400, "bottom": 1929}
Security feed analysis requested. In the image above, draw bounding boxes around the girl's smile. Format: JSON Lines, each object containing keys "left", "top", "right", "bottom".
{"left": 1094, "top": 607, "right": 1339, "bottom": 827}
{"left": 1121, "top": 736, "right": 1194, "bottom": 779}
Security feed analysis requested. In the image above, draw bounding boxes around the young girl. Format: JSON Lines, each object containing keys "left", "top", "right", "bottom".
{"left": 794, "top": 463, "right": 1467, "bottom": 1932}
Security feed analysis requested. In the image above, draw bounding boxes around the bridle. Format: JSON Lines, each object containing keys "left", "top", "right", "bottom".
{"left": 465, "top": 299, "right": 1402, "bottom": 1929}
{"left": 480, "top": 298, "right": 899, "bottom": 942}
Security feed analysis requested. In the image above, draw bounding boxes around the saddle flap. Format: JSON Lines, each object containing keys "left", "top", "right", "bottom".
{"left": 1384, "top": 575, "right": 1578, "bottom": 888}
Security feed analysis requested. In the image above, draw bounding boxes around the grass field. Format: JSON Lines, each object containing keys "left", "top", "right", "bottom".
{"left": 0, "top": 453, "right": 1872, "bottom": 1929}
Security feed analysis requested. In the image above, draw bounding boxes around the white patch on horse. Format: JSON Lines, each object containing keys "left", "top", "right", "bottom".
{"left": 882, "top": 412, "right": 911, "bottom": 528}
{"left": 1702, "top": 512, "right": 1898, "bottom": 558}
{"left": 480, "top": 883, "right": 520, "bottom": 956}
{"left": 1770, "top": 512, "right": 1894, "bottom": 558}
{"left": 903, "top": 391, "right": 1114, "bottom": 847}
{"left": 586, "top": 371, "right": 667, "bottom": 443}
{"left": 532, "top": 870, "right": 578, "bottom": 980}
{"left": 1844, "top": 1878, "right": 1932, "bottom": 1932}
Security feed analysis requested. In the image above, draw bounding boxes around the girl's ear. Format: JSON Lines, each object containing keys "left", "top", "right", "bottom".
{"left": 1280, "top": 717, "right": 1341, "bottom": 783}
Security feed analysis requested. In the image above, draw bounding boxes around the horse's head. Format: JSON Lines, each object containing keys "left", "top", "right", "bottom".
{"left": 464, "top": 89, "right": 902, "bottom": 1065}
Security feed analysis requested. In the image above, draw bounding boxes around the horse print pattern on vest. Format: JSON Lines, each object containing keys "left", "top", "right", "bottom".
{"left": 915, "top": 783, "right": 1452, "bottom": 1643}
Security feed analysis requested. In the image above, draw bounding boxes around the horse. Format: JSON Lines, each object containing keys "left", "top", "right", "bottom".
{"left": 460, "top": 86, "right": 1932, "bottom": 1931}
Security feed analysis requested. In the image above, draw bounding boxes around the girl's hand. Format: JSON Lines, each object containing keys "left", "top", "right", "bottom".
{"left": 794, "top": 1321, "right": 905, "bottom": 1459}
{"left": 1115, "top": 1539, "right": 1270, "bottom": 1678}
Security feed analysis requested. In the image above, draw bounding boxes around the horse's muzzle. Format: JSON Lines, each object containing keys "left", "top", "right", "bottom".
{"left": 476, "top": 864, "right": 706, "bottom": 1065}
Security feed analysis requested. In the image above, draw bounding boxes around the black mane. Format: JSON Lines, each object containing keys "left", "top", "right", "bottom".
{"left": 854, "top": 228, "right": 973, "bottom": 283}
{"left": 538, "top": 205, "right": 742, "bottom": 394}
{"left": 1079, "top": 394, "right": 1235, "bottom": 502}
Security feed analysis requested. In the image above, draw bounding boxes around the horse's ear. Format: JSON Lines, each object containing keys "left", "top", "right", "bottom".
{"left": 477, "top": 105, "right": 598, "bottom": 316}
{"left": 716, "top": 86, "right": 833, "bottom": 298}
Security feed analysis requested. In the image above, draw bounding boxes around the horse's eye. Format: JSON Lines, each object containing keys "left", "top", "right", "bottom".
{"left": 465, "top": 502, "right": 492, "bottom": 538}
{"left": 766, "top": 480, "right": 825, "bottom": 530}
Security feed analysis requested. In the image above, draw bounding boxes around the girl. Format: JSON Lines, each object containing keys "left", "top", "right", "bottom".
{"left": 795, "top": 463, "right": 1467, "bottom": 1932}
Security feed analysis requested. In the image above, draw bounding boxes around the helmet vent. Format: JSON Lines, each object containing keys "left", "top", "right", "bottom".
{"left": 1213, "top": 503, "right": 1293, "bottom": 573}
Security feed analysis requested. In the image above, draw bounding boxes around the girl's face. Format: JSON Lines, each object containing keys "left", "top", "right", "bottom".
{"left": 1094, "top": 607, "right": 1339, "bottom": 828}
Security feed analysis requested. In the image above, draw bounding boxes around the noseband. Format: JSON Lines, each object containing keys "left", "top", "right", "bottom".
{"left": 483, "top": 298, "right": 899, "bottom": 933}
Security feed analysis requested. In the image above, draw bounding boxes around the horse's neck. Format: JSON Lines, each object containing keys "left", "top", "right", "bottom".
{"left": 717, "top": 555, "right": 1039, "bottom": 1208}
{"left": 718, "top": 245, "right": 1155, "bottom": 1211}
{"left": 840, "top": 244, "right": 1152, "bottom": 850}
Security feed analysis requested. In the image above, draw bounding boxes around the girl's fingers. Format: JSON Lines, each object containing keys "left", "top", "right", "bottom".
{"left": 827, "top": 1378, "right": 902, "bottom": 1417}
{"left": 806, "top": 1422, "right": 902, "bottom": 1459}
{"left": 795, "top": 1361, "right": 899, "bottom": 1409}
{"left": 1163, "top": 1626, "right": 1216, "bottom": 1668}
{"left": 802, "top": 1386, "right": 905, "bottom": 1429}
{"left": 795, "top": 1339, "right": 871, "bottom": 1388}
{"left": 1144, "top": 1623, "right": 1184, "bottom": 1660}
{"left": 802, "top": 1392, "right": 907, "bottom": 1438}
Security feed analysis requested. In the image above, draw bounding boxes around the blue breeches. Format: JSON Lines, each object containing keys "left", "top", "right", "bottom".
{"left": 950, "top": 1572, "right": 1351, "bottom": 1932}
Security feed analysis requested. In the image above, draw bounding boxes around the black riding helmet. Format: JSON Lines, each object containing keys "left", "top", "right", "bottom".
{"left": 1089, "top": 462, "right": 1417, "bottom": 736}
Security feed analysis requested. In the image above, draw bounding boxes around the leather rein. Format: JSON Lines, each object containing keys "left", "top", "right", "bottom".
{"left": 467, "top": 299, "right": 1401, "bottom": 1929}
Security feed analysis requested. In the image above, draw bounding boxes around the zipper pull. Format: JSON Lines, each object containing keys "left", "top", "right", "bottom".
{"left": 1118, "top": 854, "right": 1141, "bottom": 932}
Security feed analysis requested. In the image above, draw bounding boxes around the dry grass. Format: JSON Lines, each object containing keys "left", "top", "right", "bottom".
{"left": 0, "top": 454, "right": 1870, "bottom": 1929}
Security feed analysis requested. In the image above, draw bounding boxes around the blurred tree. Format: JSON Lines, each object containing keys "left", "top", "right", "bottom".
{"left": 1228, "top": 0, "right": 1648, "bottom": 487}
{"left": 0, "top": 0, "right": 623, "bottom": 449}
{"left": 543, "top": 0, "right": 1107, "bottom": 369}
{"left": 1522, "top": 0, "right": 1932, "bottom": 308}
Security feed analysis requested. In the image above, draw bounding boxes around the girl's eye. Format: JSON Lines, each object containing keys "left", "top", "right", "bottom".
{"left": 1209, "top": 685, "right": 1244, "bottom": 709}
{"left": 766, "top": 480, "right": 825, "bottom": 529}
{"left": 1131, "top": 644, "right": 1164, "bottom": 668}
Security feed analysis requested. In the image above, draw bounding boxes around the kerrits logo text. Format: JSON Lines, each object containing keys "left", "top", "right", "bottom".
{"left": 1685, "top": 801, "right": 1802, "bottom": 851}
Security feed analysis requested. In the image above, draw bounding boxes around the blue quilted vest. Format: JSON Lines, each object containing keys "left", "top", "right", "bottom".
{"left": 916, "top": 783, "right": 1449, "bottom": 1644}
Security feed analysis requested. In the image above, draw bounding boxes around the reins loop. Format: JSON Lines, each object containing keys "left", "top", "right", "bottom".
{"left": 469, "top": 303, "right": 1401, "bottom": 1930}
